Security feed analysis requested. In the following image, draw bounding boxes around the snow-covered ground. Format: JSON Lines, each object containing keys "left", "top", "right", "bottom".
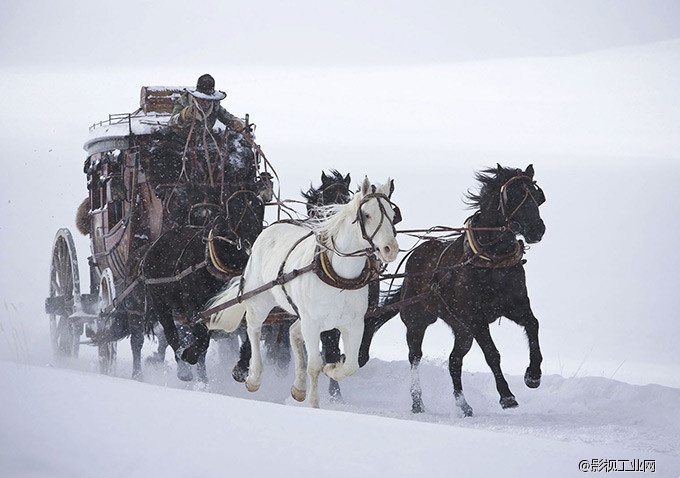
{"left": 2, "top": 340, "right": 679, "bottom": 478}
{"left": 2, "top": 3, "right": 680, "bottom": 477}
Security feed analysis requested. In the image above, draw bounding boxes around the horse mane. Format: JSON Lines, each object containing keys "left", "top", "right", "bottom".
{"left": 300, "top": 169, "right": 346, "bottom": 205}
{"left": 464, "top": 165, "right": 519, "bottom": 210}
{"left": 306, "top": 189, "right": 364, "bottom": 241}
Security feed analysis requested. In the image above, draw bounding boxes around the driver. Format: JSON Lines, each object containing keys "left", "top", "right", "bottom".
{"left": 169, "top": 74, "right": 245, "bottom": 132}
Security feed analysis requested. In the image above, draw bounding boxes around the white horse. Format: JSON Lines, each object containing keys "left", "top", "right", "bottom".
{"left": 206, "top": 177, "right": 400, "bottom": 407}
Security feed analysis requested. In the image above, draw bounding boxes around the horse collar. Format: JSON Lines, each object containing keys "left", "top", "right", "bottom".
{"left": 314, "top": 244, "right": 379, "bottom": 290}
{"left": 464, "top": 217, "right": 525, "bottom": 268}
{"left": 206, "top": 228, "right": 243, "bottom": 278}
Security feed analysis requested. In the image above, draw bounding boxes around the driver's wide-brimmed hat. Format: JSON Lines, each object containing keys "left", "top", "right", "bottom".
{"left": 188, "top": 74, "right": 227, "bottom": 101}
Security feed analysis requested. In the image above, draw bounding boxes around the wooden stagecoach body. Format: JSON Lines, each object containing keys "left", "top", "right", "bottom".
{"left": 45, "top": 86, "right": 274, "bottom": 371}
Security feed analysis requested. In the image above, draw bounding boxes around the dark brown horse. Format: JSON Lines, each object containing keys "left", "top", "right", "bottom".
{"left": 141, "top": 187, "right": 265, "bottom": 382}
{"left": 360, "top": 164, "right": 546, "bottom": 416}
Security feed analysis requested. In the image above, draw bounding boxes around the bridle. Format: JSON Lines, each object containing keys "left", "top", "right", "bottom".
{"left": 498, "top": 173, "right": 545, "bottom": 232}
{"left": 355, "top": 192, "right": 402, "bottom": 245}
{"left": 317, "top": 191, "right": 401, "bottom": 261}
{"left": 211, "top": 190, "right": 263, "bottom": 251}
{"left": 463, "top": 172, "right": 544, "bottom": 267}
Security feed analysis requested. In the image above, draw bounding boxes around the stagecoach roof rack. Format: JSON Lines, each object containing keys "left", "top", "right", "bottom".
{"left": 84, "top": 109, "right": 171, "bottom": 155}
{"left": 84, "top": 86, "right": 189, "bottom": 156}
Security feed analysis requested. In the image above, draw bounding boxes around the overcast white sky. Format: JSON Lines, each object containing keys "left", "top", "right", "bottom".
{"left": 1, "top": 0, "right": 680, "bottom": 68}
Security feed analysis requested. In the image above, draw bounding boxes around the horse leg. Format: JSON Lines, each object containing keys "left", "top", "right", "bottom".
{"left": 323, "top": 323, "right": 361, "bottom": 381}
{"left": 301, "top": 319, "right": 324, "bottom": 408}
{"left": 156, "top": 328, "right": 168, "bottom": 359}
{"left": 320, "top": 329, "right": 342, "bottom": 402}
{"left": 196, "top": 352, "right": 208, "bottom": 385}
{"left": 474, "top": 324, "right": 518, "bottom": 410}
{"left": 244, "top": 305, "right": 268, "bottom": 393}
{"left": 266, "top": 323, "right": 291, "bottom": 373}
{"left": 191, "top": 322, "right": 211, "bottom": 385}
{"left": 175, "top": 322, "right": 194, "bottom": 381}
{"left": 233, "top": 328, "right": 251, "bottom": 383}
{"left": 150, "top": 300, "right": 192, "bottom": 379}
{"left": 146, "top": 322, "right": 168, "bottom": 364}
{"left": 356, "top": 281, "right": 383, "bottom": 367}
{"left": 289, "top": 319, "right": 307, "bottom": 402}
{"left": 508, "top": 310, "right": 543, "bottom": 389}
{"left": 129, "top": 315, "right": 144, "bottom": 380}
{"left": 359, "top": 282, "right": 400, "bottom": 367}
{"left": 401, "top": 302, "right": 437, "bottom": 413}
{"left": 442, "top": 322, "right": 475, "bottom": 417}
{"left": 405, "top": 318, "right": 429, "bottom": 414}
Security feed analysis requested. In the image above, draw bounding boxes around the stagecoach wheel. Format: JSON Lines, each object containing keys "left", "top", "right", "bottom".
{"left": 47, "top": 228, "right": 82, "bottom": 358}
{"left": 97, "top": 268, "right": 118, "bottom": 375}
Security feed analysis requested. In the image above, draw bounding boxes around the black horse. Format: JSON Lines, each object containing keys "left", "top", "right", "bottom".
{"left": 230, "top": 170, "right": 356, "bottom": 400}
{"left": 141, "top": 187, "right": 265, "bottom": 382}
{"left": 359, "top": 164, "right": 546, "bottom": 416}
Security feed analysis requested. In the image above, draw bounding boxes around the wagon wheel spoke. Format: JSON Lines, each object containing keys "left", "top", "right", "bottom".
{"left": 47, "top": 229, "right": 82, "bottom": 359}
{"left": 97, "top": 268, "right": 118, "bottom": 375}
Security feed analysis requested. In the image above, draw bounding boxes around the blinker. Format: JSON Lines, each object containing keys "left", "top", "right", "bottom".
{"left": 392, "top": 205, "right": 403, "bottom": 225}
{"left": 532, "top": 184, "right": 546, "bottom": 206}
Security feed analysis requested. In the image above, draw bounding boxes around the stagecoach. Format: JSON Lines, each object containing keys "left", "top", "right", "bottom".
{"left": 44, "top": 82, "right": 547, "bottom": 414}
{"left": 45, "top": 85, "right": 279, "bottom": 375}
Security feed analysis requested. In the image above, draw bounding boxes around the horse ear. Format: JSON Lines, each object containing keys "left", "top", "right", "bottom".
{"left": 388, "top": 178, "right": 395, "bottom": 198}
{"left": 525, "top": 164, "right": 535, "bottom": 178}
{"left": 321, "top": 171, "right": 329, "bottom": 185}
{"left": 360, "top": 176, "right": 371, "bottom": 195}
{"left": 343, "top": 173, "right": 351, "bottom": 186}
{"left": 496, "top": 163, "right": 503, "bottom": 174}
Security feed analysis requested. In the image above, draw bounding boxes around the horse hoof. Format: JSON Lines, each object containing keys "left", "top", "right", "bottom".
{"left": 328, "top": 381, "right": 344, "bottom": 404}
{"left": 182, "top": 348, "right": 200, "bottom": 365}
{"left": 291, "top": 386, "right": 306, "bottom": 402}
{"left": 176, "top": 359, "right": 194, "bottom": 381}
{"left": 524, "top": 370, "right": 542, "bottom": 389}
{"left": 232, "top": 365, "right": 248, "bottom": 383}
{"left": 245, "top": 379, "right": 260, "bottom": 393}
{"left": 500, "top": 396, "right": 519, "bottom": 409}
{"left": 322, "top": 363, "right": 335, "bottom": 377}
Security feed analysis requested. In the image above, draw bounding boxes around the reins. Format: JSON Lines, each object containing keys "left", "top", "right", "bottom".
{"left": 199, "top": 190, "right": 401, "bottom": 320}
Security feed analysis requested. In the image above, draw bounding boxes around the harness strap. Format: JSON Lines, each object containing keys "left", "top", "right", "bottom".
{"left": 198, "top": 262, "right": 316, "bottom": 320}
{"left": 277, "top": 232, "right": 314, "bottom": 317}
{"left": 314, "top": 245, "right": 380, "bottom": 290}
{"left": 144, "top": 260, "right": 209, "bottom": 285}
{"left": 207, "top": 228, "right": 242, "bottom": 277}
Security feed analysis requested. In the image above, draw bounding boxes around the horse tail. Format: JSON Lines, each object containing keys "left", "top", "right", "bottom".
{"left": 205, "top": 278, "right": 246, "bottom": 333}
{"left": 359, "top": 285, "right": 403, "bottom": 367}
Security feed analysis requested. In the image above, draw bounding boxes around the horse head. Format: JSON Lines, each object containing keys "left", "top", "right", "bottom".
{"left": 356, "top": 177, "right": 400, "bottom": 263}
{"left": 468, "top": 164, "right": 546, "bottom": 244}
{"left": 210, "top": 190, "right": 265, "bottom": 271}
{"left": 302, "top": 170, "right": 352, "bottom": 216}
{"left": 496, "top": 164, "right": 546, "bottom": 244}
